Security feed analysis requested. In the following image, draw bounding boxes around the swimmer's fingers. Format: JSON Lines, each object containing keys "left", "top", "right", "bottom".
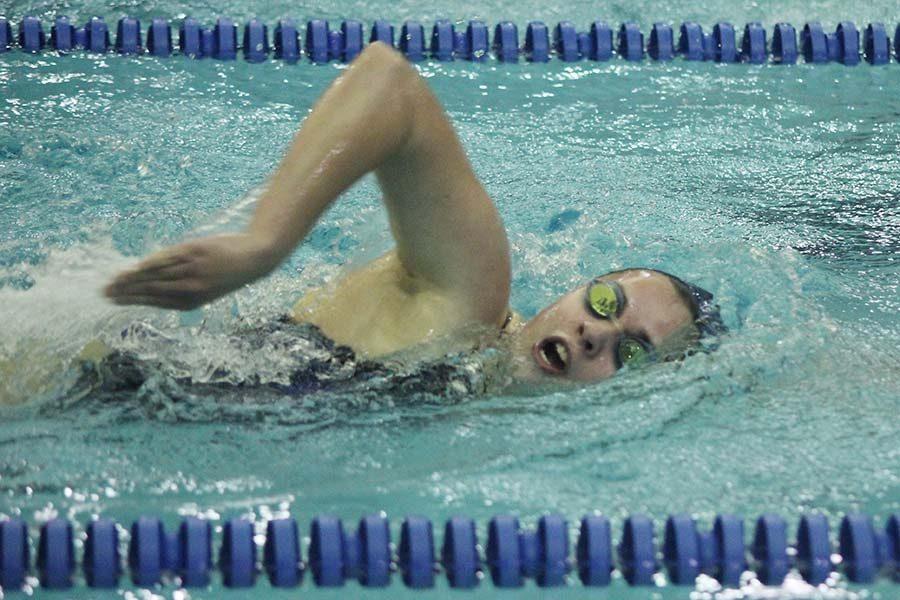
{"left": 111, "top": 277, "right": 212, "bottom": 308}
{"left": 108, "top": 279, "right": 211, "bottom": 310}
{"left": 107, "top": 248, "right": 194, "bottom": 286}
{"left": 105, "top": 261, "right": 196, "bottom": 296}
{"left": 104, "top": 233, "right": 275, "bottom": 311}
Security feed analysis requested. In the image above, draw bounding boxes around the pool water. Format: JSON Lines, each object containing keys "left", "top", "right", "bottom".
{"left": 1, "top": 0, "right": 899, "bottom": 597}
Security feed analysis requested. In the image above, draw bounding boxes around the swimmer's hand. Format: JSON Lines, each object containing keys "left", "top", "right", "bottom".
{"left": 103, "top": 233, "right": 276, "bottom": 310}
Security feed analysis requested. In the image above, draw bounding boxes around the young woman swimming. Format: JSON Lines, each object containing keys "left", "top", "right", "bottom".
{"left": 103, "top": 42, "right": 723, "bottom": 388}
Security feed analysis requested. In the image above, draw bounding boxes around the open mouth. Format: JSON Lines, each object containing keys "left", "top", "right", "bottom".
{"left": 532, "top": 336, "right": 570, "bottom": 375}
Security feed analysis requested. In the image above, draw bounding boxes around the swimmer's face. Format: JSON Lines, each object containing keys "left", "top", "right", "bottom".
{"left": 511, "top": 270, "right": 697, "bottom": 383}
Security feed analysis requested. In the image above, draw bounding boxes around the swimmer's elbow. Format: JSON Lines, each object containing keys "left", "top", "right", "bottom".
{"left": 356, "top": 42, "right": 422, "bottom": 96}
{"left": 358, "top": 41, "right": 410, "bottom": 71}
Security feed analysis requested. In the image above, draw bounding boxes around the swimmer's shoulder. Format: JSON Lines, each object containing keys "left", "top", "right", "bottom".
{"left": 289, "top": 251, "right": 509, "bottom": 358}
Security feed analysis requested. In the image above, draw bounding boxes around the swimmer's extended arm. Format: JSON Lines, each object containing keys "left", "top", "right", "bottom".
{"left": 105, "top": 42, "right": 510, "bottom": 325}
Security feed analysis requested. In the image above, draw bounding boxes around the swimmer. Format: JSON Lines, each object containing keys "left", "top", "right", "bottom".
{"left": 103, "top": 42, "right": 723, "bottom": 386}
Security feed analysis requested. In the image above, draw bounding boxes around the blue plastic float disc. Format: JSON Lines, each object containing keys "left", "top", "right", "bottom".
{"left": 220, "top": 518, "right": 255, "bottom": 588}
{"left": 19, "top": 16, "right": 45, "bottom": 53}
{"left": 835, "top": 22, "right": 860, "bottom": 65}
{"left": 525, "top": 21, "right": 549, "bottom": 62}
{"left": 341, "top": 20, "right": 363, "bottom": 62}
{"left": 466, "top": 20, "right": 488, "bottom": 61}
{"left": 305, "top": 20, "right": 329, "bottom": 64}
{"left": 115, "top": 17, "right": 141, "bottom": 55}
{"left": 164, "top": 530, "right": 181, "bottom": 572}
{"left": 772, "top": 23, "right": 797, "bottom": 64}
{"left": 37, "top": 519, "right": 74, "bottom": 589}
{"left": 713, "top": 22, "right": 737, "bottom": 62}
{"left": 619, "top": 514, "right": 656, "bottom": 585}
{"left": 492, "top": 22, "right": 518, "bottom": 62}
{"left": 618, "top": 22, "right": 644, "bottom": 61}
{"left": 554, "top": 21, "right": 579, "bottom": 61}
{"left": 741, "top": 22, "right": 766, "bottom": 63}
{"left": 74, "top": 26, "right": 87, "bottom": 48}
{"left": 398, "top": 516, "right": 434, "bottom": 588}
{"left": 213, "top": 17, "right": 236, "bottom": 60}
{"left": 536, "top": 515, "right": 568, "bottom": 587}
{"left": 796, "top": 514, "right": 831, "bottom": 585}
{"left": 0, "top": 518, "right": 29, "bottom": 589}
{"left": 518, "top": 529, "right": 539, "bottom": 579}
{"left": 649, "top": 23, "right": 674, "bottom": 60}
{"left": 273, "top": 19, "right": 299, "bottom": 63}
{"left": 713, "top": 514, "right": 745, "bottom": 587}
{"left": 263, "top": 518, "right": 300, "bottom": 587}
{"left": 801, "top": 22, "right": 827, "bottom": 62}
{"left": 863, "top": 23, "right": 889, "bottom": 65}
{"left": 884, "top": 514, "right": 900, "bottom": 576}
{"left": 697, "top": 529, "right": 717, "bottom": 575}
{"left": 358, "top": 514, "right": 391, "bottom": 587}
{"left": 840, "top": 514, "right": 878, "bottom": 583}
{"left": 51, "top": 16, "right": 74, "bottom": 51}
{"left": 129, "top": 517, "right": 165, "bottom": 586}
{"left": 328, "top": 29, "right": 342, "bottom": 59}
{"left": 179, "top": 18, "right": 202, "bottom": 57}
{"left": 309, "top": 516, "right": 344, "bottom": 586}
{"left": 0, "top": 18, "right": 10, "bottom": 52}
{"left": 430, "top": 19, "right": 454, "bottom": 61}
{"left": 588, "top": 21, "right": 613, "bottom": 60}
{"left": 825, "top": 32, "right": 840, "bottom": 61}
{"left": 326, "top": 21, "right": 343, "bottom": 61}
{"left": 702, "top": 32, "right": 715, "bottom": 60}
{"left": 487, "top": 516, "right": 522, "bottom": 587}
{"left": 345, "top": 531, "right": 362, "bottom": 583}
{"left": 178, "top": 517, "right": 211, "bottom": 587}
{"left": 147, "top": 18, "right": 171, "bottom": 57}
{"left": 85, "top": 17, "right": 109, "bottom": 53}
{"left": 679, "top": 22, "right": 704, "bottom": 60}
{"left": 663, "top": 514, "right": 700, "bottom": 585}
{"left": 577, "top": 32, "right": 589, "bottom": 57}
{"left": 576, "top": 515, "right": 611, "bottom": 586}
{"left": 895, "top": 25, "right": 900, "bottom": 62}
{"left": 84, "top": 519, "right": 119, "bottom": 588}
{"left": 399, "top": 21, "right": 424, "bottom": 61}
{"left": 243, "top": 18, "right": 268, "bottom": 62}
{"left": 370, "top": 19, "right": 394, "bottom": 46}
{"left": 200, "top": 28, "right": 214, "bottom": 58}
{"left": 752, "top": 514, "right": 788, "bottom": 585}
{"left": 453, "top": 29, "right": 467, "bottom": 56}
{"left": 442, "top": 516, "right": 479, "bottom": 588}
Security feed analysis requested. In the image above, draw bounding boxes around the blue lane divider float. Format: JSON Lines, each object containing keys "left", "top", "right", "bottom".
{"left": 0, "top": 15, "right": 898, "bottom": 65}
{"left": 1, "top": 512, "right": 899, "bottom": 591}
{"left": 618, "top": 22, "right": 644, "bottom": 61}
{"left": 772, "top": 23, "right": 797, "bottom": 64}
{"left": 648, "top": 23, "right": 674, "bottom": 60}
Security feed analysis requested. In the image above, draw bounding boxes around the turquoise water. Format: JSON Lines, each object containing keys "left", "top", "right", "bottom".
{"left": 1, "top": 0, "right": 899, "bottom": 597}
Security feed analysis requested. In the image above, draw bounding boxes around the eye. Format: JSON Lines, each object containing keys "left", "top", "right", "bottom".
{"left": 617, "top": 338, "right": 650, "bottom": 368}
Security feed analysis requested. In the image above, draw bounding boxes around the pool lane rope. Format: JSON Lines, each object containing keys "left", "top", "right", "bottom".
{"left": 1, "top": 22, "right": 897, "bottom": 589}
{"left": 1, "top": 16, "right": 899, "bottom": 65}
{"left": 1, "top": 512, "right": 899, "bottom": 590}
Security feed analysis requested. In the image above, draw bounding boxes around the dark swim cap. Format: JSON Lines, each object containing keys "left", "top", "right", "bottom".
{"left": 601, "top": 267, "right": 727, "bottom": 342}
{"left": 650, "top": 269, "right": 728, "bottom": 341}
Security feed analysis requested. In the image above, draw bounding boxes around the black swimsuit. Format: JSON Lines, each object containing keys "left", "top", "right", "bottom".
{"left": 60, "top": 314, "right": 499, "bottom": 421}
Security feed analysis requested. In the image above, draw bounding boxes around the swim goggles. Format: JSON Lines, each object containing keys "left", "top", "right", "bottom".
{"left": 584, "top": 278, "right": 653, "bottom": 368}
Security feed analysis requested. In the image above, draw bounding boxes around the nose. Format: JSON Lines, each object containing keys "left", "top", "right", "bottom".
{"left": 577, "top": 319, "right": 619, "bottom": 359}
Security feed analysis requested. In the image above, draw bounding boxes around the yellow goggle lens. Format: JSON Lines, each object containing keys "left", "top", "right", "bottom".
{"left": 618, "top": 338, "right": 650, "bottom": 366}
{"left": 587, "top": 282, "right": 619, "bottom": 318}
